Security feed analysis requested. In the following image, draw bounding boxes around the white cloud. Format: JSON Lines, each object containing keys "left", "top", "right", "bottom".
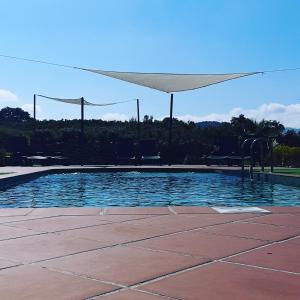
{"left": 101, "top": 112, "right": 129, "bottom": 121}
{"left": 177, "top": 103, "right": 300, "bottom": 128}
{"left": 21, "top": 103, "right": 42, "bottom": 116}
{"left": 0, "top": 89, "right": 18, "bottom": 102}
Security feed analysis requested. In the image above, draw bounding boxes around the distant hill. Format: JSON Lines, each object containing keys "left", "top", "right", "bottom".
{"left": 196, "top": 121, "right": 222, "bottom": 128}
{"left": 284, "top": 127, "right": 300, "bottom": 133}
{"left": 196, "top": 123, "right": 300, "bottom": 133}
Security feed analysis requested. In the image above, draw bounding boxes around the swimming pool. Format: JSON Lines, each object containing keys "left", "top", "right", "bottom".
{"left": 0, "top": 171, "right": 299, "bottom": 208}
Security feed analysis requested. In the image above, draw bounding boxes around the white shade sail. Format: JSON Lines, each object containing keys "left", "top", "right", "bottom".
{"left": 37, "top": 94, "right": 134, "bottom": 106}
{"left": 79, "top": 68, "right": 260, "bottom": 93}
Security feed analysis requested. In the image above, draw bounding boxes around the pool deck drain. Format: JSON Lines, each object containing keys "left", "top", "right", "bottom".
{"left": 0, "top": 206, "right": 298, "bottom": 299}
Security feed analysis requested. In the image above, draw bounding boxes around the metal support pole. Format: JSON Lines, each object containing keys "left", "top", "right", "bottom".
{"left": 33, "top": 94, "right": 36, "bottom": 131}
{"left": 136, "top": 98, "right": 141, "bottom": 163}
{"left": 250, "top": 140, "right": 256, "bottom": 180}
{"left": 260, "top": 142, "right": 264, "bottom": 172}
{"left": 168, "top": 93, "right": 174, "bottom": 165}
{"left": 241, "top": 150, "right": 245, "bottom": 179}
{"left": 33, "top": 94, "right": 36, "bottom": 121}
{"left": 80, "top": 97, "right": 84, "bottom": 166}
{"left": 137, "top": 99, "right": 140, "bottom": 142}
{"left": 270, "top": 138, "right": 274, "bottom": 173}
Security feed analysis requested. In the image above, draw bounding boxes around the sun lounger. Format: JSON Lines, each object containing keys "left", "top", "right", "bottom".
{"left": 140, "top": 139, "right": 161, "bottom": 164}
{"left": 114, "top": 138, "right": 137, "bottom": 164}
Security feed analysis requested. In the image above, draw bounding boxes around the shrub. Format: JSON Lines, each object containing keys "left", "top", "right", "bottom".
{"left": 0, "top": 148, "right": 9, "bottom": 166}
{"left": 273, "top": 145, "right": 300, "bottom": 167}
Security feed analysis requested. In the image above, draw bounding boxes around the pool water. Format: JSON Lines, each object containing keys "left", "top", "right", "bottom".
{"left": 0, "top": 172, "right": 299, "bottom": 208}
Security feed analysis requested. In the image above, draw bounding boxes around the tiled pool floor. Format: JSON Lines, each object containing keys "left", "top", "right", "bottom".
{"left": 0, "top": 206, "right": 299, "bottom": 299}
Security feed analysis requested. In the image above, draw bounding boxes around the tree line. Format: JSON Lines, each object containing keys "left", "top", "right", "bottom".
{"left": 0, "top": 107, "right": 299, "bottom": 166}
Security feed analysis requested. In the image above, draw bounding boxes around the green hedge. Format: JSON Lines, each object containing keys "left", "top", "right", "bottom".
{"left": 273, "top": 145, "right": 300, "bottom": 167}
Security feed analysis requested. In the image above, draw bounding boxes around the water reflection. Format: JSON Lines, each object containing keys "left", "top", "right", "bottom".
{"left": 0, "top": 172, "right": 299, "bottom": 208}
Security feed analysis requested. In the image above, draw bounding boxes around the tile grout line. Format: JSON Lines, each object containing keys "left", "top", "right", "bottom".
{"left": 0, "top": 211, "right": 298, "bottom": 298}
{"left": 0, "top": 212, "right": 279, "bottom": 256}
{"left": 0, "top": 211, "right": 266, "bottom": 227}
{"left": 24, "top": 208, "right": 36, "bottom": 216}
{"left": 131, "top": 237, "right": 300, "bottom": 291}
{"left": 2, "top": 213, "right": 276, "bottom": 266}
{"left": 192, "top": 224, "right": 300, "bottom": 242}
{"left": 124, "top": 232, "right": 300, "bottom": 289}
{"left": 0, "top": 214, "right": 72, "bottom": 224}
{"left": 0, "top": 212, "right": 238, "bottom": 244}
{"left": 90, "top": 287, "right": 183, "bottom": 300}
{"left": 32, "top": 262, "right": 182, "bottom": 300}
{"left": 31, "top": 228, "right": 300, "bottom": 297}
{"left": 124, "top": 244, "right": 206, "bottom": 258}
{"left": 129, "top": 260, "right": 217, "bottom": 289}
{"left": 0, "top": 231, "right": 52, "bottom": 242}
{"left": 101, "top": 213, "right": 171, "bottom": 216}
{"left": 133, "top": 288, "right": 184, "bottom": 300}
{"left": 0, "top": 211, "right": 298, "bottom": 274}
{"left": 240, "top": 219, "right": 300, "bottom": 228}
{"left": 36, "top": 264, "right": 127, "bottom": 288}
{"left": 221, "top": 260, "right": 300, "bottom": 276}
{"left": 128, "top": 232, "right": 300, "bottom": 276}
{"left": 114, "top": 213, "right": 275, "bottom": 245}
{"left": 219, "top": 233, "right": 300, "bottom": 261}
{"left": 2, "top": 222, "right": 112, "bottom": 235}
{"left": 0, "top": 209, "right": 157, "bottom": 224}
{"left": 2, "top": 214, "right": 164, "bottom": 236}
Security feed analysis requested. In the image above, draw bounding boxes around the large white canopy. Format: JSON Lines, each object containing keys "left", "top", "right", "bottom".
{"left": 37, "top": 94, "right": 134, "bottom": 106}
{"left": 79, "top": 68, "right": 260, "bottom": 93}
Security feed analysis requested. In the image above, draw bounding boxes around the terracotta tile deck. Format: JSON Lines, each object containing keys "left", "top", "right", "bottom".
{"left": 39, "top": 246, "right": 209, "bottom": 286}
{"left": 201, "top": 221, "right": 300, "bottom": 241}
{"left": 94, "top": 290, "right": 166, "bottom": 299}
{"left": 0, "top": 265, "right": 117, "bottom": 300}
{"left": 227, "top": 240, "right": 300, "bottom": 273}
{"left": 0, "top": 206, "right": 298, "bottom": 299}
{"left": 130, "top": 230, "right": 267, "bottom": 259}
{"left": 141, "top": 262, "right": 300, "bottom": 300}
{"left": 247, "top": 213, "right": 300, "bottom": 227}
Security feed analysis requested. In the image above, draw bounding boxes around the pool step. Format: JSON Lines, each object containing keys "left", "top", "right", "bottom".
{"left": 212, "top": 207, "right": 270, "bottom": 214}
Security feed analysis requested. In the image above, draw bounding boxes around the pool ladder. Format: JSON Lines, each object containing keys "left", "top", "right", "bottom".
{"left": 241, "top": 137, "right": 274, "bottom": 180}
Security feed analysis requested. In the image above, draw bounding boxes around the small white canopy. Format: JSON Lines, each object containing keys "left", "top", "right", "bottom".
{"left": 79, "top": 68, "right": 260, "bottom": 93}
{"left": 37, "top": 94, "right": 134, "bottom": 106}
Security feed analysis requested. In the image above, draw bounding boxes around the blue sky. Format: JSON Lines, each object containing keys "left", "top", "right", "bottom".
{"left": 0, "top": 0, "right": 299, "bottom": 126}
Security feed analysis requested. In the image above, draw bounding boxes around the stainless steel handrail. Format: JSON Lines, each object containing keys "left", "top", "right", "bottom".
{"left": 249, "top": 137, "right": 270, "bottom": 179}
{"left": 241, "top": 138, "right": 255, "bottom": 178}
